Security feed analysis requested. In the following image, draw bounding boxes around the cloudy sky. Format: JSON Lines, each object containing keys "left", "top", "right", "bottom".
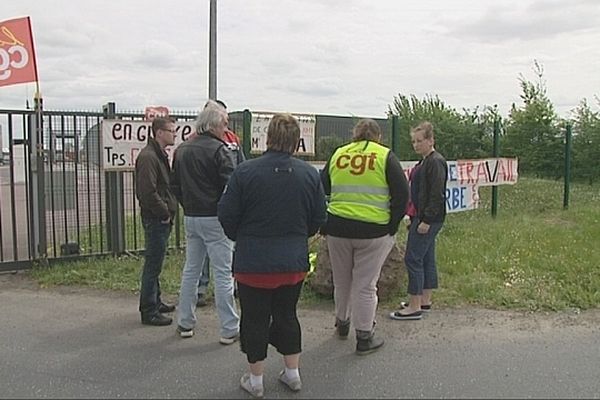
{"left": 2, "top": 0, "right": 599, "bottom": 119}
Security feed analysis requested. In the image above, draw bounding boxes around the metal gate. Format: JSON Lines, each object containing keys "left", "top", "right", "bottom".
{"left": 0, "top": 102, "right": 194, "bottom": 272}
{"left": 0, "top": 102, "right": 394, "bottom": 272}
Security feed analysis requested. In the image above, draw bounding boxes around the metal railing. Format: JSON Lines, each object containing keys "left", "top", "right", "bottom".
{"left": 0, "top": 103, "right": 394, "bottom": 272}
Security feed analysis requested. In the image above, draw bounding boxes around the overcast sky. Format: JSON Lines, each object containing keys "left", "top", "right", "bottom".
{"left": 2, "top": 0, "right": 599, "bottom": 119}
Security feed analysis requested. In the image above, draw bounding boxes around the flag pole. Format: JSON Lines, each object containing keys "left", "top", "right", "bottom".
{"left": 26, "top": 16, "right": 47, "bottom": 261}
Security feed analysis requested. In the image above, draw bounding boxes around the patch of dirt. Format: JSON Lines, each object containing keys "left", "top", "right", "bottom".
{"left": 0, "top": 270, "right": 41, "bottom": 290}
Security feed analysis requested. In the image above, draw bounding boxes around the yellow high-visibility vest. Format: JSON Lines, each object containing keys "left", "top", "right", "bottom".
{"left": 328, "top": 140, "right": 390, "bottom": 224}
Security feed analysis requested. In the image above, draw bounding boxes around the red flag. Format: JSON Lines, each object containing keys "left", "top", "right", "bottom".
{"left": 0, "top": 17, "right": 39, "bottom": 88}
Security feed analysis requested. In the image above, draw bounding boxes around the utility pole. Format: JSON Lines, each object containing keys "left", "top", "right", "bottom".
{"left": 208, "top": 0, "right": 217, "bottom": 100}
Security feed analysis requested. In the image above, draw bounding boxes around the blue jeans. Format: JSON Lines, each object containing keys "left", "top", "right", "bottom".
{"left": 139, "top": 217, "right": 172, "bottom": 317}
{"left": 197, "top": 257, "right": 210, "bottom": 296}
{"left": 177, "top": 216, "right": 239, "bottom": 338}
{"left": 404, "top": 219, "right": 443, "bottom": 295}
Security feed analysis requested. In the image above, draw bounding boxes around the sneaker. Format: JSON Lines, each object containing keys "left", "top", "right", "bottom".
{"left": 176, "top": 325, "right": 194, "bottom": 338}
{"left": 141, "top": 313, "right": 172, "bottom": 326}
{"left": 335, "top": 318, "right": 350, "bottom": 340}
{"left": 158, "top": 302, "right": 176, "bottom": 313}
{"left": 388, "top": 310, "right": 422, "bottom": 320}
{"left": 240, "top": 373, "right": 264, "bottom": 398}
{"left": 278, "top": 370, "right": 302, "bottom": 392}
{"left": 219, "top": 334, "right": 239, "bottom": 345}
{"left": 355, "top": 333, "right": 385, "bottom": 356}
{"left": 400, "top": 301, "right": 431, "bottom": 312}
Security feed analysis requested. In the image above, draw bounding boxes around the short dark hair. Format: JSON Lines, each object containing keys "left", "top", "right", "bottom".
{"left": 266, "top": 113, "right": 300, "bottom": 154}
{"left": 151, "top": 117, "right": 175, "bottom": 137}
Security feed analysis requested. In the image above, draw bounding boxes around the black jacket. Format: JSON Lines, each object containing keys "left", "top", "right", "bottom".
{"left": 171, "top": 132, "right": 235, "bottom": 216}
{"left": 217, "top": 150, "right": 327, "bottom": 274}
{"left": 415, "top": 150, "right": 448, "bottom": 224}
{"left": 134, "top": 138, "right": 178, "bottom": 221}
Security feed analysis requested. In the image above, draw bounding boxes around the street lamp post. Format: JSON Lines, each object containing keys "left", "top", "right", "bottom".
{"left": 208, "top": 0, "right": 217, "bottom": 100}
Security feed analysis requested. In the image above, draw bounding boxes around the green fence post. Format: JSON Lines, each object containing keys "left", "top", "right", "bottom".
{"left": 242, "top": 109, "right": 252, "bottom": 159}
{"left": 563, "top": 123, "right": 572, "bottom": 210}
{"left": 491, "top": 119, "right": 500, "bottom": 218}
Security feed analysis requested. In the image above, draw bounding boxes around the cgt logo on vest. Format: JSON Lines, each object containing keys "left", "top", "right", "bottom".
{"left": 335, "top": 152, "right": 378, "bottom": 175}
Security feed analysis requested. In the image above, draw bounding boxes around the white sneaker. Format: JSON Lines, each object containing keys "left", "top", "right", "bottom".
{"left": 176, "top": 325, "right": 194, "bottom": 338}
{"left": 278, "top": 370, "right": 302, "bottom": 392}
{"left": 219, "top": 334, "right": 239, "bottom": 345}
{"left": 240, "top": 373, "right": 264, "bottom": 398}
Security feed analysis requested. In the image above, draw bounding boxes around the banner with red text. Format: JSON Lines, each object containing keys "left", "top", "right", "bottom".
{"left": 0, "top": 17, "right": 39, "bottom": 87}
{"left": 101, "top": 119, "right": 196, "bottom": 170}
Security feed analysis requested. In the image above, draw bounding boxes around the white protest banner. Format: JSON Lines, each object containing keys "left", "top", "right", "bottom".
{"left": 456, "top": 158, "right": 518, "bottom": 186}
{"left": 401, "top": 157, "right": 518, "bottom": 213}
{"left": 401, "top": 161, "right": 479, "bottom": 213}
{"left": 250, "top": 112, "right": 315, "bottom": 155}
{"left": 101, "top": 120, "right": 196, "bottom": 170}
{"left": 312, "top": 157, "right": 517, "bottom": 214}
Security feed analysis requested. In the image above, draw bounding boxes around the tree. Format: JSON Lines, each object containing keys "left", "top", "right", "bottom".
{"left": 388, "top": 94, "right": 491, "bottom": 160}
{"left": 572, "top": 97, "right": 600, "bottom": 184}
{"left": 503, "top": 61, "right": 563, "bottom": 178}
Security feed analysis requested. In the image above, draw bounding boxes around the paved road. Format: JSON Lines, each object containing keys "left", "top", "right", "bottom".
{"left": 1, "top": 273, "right": 599, "bottom": 399}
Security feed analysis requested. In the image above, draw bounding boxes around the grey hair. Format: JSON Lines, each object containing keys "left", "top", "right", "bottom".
{"left": 195, "top": 100, "right": 226, "bottom": 133}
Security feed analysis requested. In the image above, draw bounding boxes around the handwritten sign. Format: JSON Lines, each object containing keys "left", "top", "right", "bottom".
{"left": 401, "top": 158, "right": 518, "bottom": 213}
{"left": 456, "top": 158, "right": 518, "bottom": 186}
{"left": 312, "top": 157, "right": 517, "bottom": 213}
{"left": 250, "top": 113, "right": 315, "bottom": 155}
{"left": 101, "top": 120, "right": 195, "bottom": 170}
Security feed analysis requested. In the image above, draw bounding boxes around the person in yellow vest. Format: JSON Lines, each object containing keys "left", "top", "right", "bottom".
{"left": 320, "top": 118, "right": 409, "bottom": 355}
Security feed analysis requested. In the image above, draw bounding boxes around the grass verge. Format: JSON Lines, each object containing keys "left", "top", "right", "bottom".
{"left": 31, "top": 177, "right": 600, "bottom": 311}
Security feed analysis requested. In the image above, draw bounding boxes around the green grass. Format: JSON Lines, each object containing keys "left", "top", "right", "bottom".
{"left": 426, "top": 178, "right": 600, "bottom": 311}
{"left": 31, "top": 177, "right": 600, "bottom": 311}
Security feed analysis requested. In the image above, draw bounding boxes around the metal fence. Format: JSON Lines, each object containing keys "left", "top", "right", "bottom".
{"left": 0, "top": 102, "right": 393, "bottom": 272}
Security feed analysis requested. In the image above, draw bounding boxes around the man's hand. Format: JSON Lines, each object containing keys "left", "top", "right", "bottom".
{"left": 161, "top": 217, "right": 171, "bottom": 225}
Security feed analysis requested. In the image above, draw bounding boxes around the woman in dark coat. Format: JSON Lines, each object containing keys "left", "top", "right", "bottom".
{"left": 218, "top": 113, "right": 327, "bottom": 398}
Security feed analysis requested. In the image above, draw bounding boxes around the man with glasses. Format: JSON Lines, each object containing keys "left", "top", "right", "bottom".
{"left": 135, "top": 117, "right": 178, "bottom": 326}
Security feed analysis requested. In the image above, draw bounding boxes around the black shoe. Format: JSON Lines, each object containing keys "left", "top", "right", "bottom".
{"left": 400, "top": 301, "right": 431, "bottom": 312}
{"left": 389, "top": 310, "right": 423, "bottom": 321}
{"left": 158, "top": 302, "right": 176, "bottom": 313}
{"left": 356, "top": 333, "right": 384, "bottom": 355}
{"left": 141, "top": 313, "right": 173, "bottom": 326}
{"left": 335, "top": 318, "right": 350, "bottom": 339}
{"left": 196, "top": 294, "right": 208, "bottom": 308}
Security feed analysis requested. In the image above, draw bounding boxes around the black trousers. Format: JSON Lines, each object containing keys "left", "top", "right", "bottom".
{"left": 237, "top": 280, "right": 303, "bottom": 364}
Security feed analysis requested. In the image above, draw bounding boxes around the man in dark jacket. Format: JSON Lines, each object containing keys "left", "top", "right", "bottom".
{"left": 196, "top": 99, "right": 246, "bottom": 307}
{"left": 135, "top": 117, "right": 178, "bottom": 326}
{"left": 171, "top": 100, "right": 240, "bottom": 343}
